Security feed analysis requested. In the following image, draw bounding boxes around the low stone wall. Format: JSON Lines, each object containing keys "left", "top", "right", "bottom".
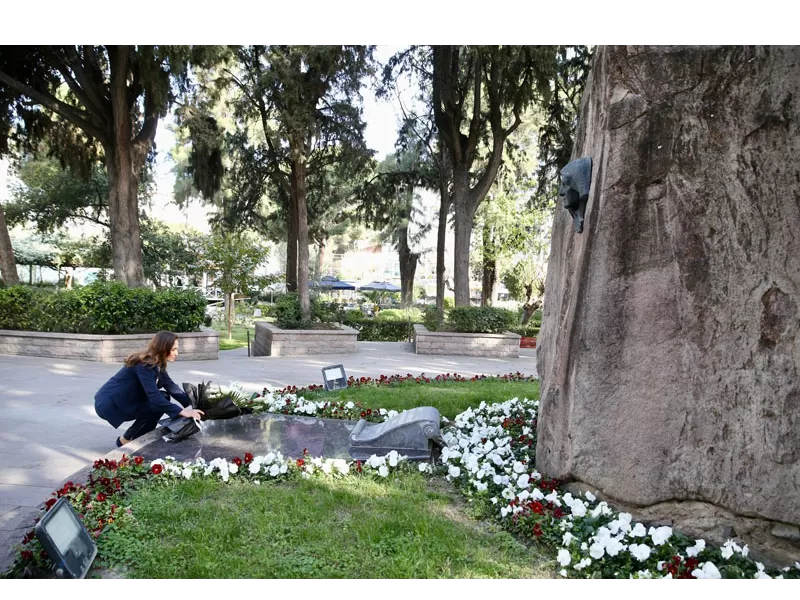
{"left": 0, "top": 327, "right": 219, "bottom": 362}
{"left": 253, "top": 322, "right": 358, "bottom": 356}
{"left": 413, "top": 324, "right": 520, "bottom": 357}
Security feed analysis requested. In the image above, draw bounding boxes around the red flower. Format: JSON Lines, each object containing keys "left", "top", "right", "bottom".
{"left": 134, "top": 456, "right": 144, "bottom": 465}
{"left": 296, "top": 458, "right": 305, "bottom": 468}
{"left": 39, "top": 550, "right": 48, "bottom": 560}
{"left": 233, "top": 457, "right": 243, "bottom": 467}
{"left": 22, "top": 531, "right": 34, "bottom": 545}
{"left": 303, "top": 448, "right": 308, "bottom": 456}
{"left": 553, "top": 507, "right": 565, "bottom": 519}
{"left": 21, "top": 550, "right": 33, "bottom": 561}
{"left": 244, "top": 453, "right": 254, "bottom": 464}
{"left": 360, "top": 411, "right": 367, "bottom": 418}
{"left": 532, "top": 523, "right": 543, "bottom": 537}
{"left": 96, "top": 493, "right": 107, "bottom": 502}
{"left": 366, "top": 409, "right": 372, "bottom": 415}
{"left": 531, "top": 501, "right": 544, "bottom": 515}
{"left": 151, "top": 464, "right": 163, "bottom": 475}
{"left": 355, "top": 460, "right": 363, "bottom": 473}
{"left": 44, "top": 498, "right": 57, "bottom": 511}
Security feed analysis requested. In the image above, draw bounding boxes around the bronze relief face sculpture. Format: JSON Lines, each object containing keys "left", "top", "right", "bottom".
{"left": 559, "top": 157, "right": 593, "bottom": 233}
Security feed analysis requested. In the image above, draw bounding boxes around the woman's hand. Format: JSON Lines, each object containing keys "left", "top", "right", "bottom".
{"left": 179, "top": 407, "right": 205, "bottom": 420}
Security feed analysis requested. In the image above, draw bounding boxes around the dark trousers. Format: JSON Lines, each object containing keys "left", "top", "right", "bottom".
{"left": 123, "top": 391, "right": 183, "bottom": 441}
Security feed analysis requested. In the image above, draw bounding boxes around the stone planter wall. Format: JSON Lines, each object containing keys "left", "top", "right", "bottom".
{"left": 253, "top": 322, "right": 358, "bottom": 356}
{"left": 413, "top": 324, "right": 520, "bottom": 357}
{"left": 0, "top": 327, "right": 219, "bottom": 362}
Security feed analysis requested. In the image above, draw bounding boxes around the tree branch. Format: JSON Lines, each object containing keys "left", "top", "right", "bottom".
{"left": 61, "top": 46, "right": 109, "bottom": 119}
{"left": 0, "top": 68, "right": 105, "bottom": 141}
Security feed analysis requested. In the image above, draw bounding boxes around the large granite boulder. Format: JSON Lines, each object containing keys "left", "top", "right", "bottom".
{"left": 536, "top": 46, "right": 800, "bottom": 561}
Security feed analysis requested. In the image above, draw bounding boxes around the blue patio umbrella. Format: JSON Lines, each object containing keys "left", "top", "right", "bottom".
{"left": 311, "top": 276, "right": 356, "bottom": 290}
{"left": 359, "top": 281, "right": 401, "bottom": 292}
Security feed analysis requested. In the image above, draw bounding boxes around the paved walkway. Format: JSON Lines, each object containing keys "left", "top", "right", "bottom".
{"left": 0, "top": 342, "right": 536, "bottom": 573}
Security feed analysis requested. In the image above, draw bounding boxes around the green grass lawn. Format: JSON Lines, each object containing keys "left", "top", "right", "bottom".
{"left": 213, "top": 317, "right": 274, "bottom": 351}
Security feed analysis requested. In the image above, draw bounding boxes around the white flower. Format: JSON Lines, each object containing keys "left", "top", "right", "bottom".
{"left": 629, "top": 543, "right": 651, "bottom": 561}
{"left": 559, "top": 569, "right": 568, "bottom": 578}
{"left": 269, "top": 464, "right": 280, "bottom": 477}
{"left": 531, "top": 488, "right": 545, "bottom": 501}
{"left": 418, "top": 462, "right": 430, "bottom": 473}
{"left": 182, "top": 467, "right": 193, "bottom": 480}
{"left": 741, "top": 544, "right": 749, "bottom": 558}
{"left": 387, "top": 450, "right": 399, "bottom": 467}
{"left": 378, "top": 465, "right": 389, "bottom": 477}
{"left": 512, "top": 461, "right": 526, "bottom": 474}
{"left": 648, "top": 526, "right": 672, "bottom": 546}
{"left": 605, "top": 537, "right": 625, "bottom": 557}
{"left": 345, "top": 401, "right": 355, "bottom": 409}
{"left": 448, "top": 466, "right": 461, "bottom": 478}
{"left": 635, "top": 570, "right": 652, "bottom": 579}
{"left": 629, "top": 523, "right": 647, "bottom": 538}
{"left": 754, "top": 571, "right": 772, "bottom": 579}
{"left": 516, "top": 473, "right": 530, "bottom": 488}
{"left": 589, "top": 543, "right": 605, "bottom": 559}
{"left": 685, "top": 539, "right": 705, "bottom": 557}
{"left": 692, "top": 562, "right": 722, "bottom": 579}
{"left": 248, "top": 462, "right": 261, "bottom": 475}
{"left": 584, "top": 491, "right": 596, "bottom": 502}
{"left": 570, "top": 502, "right": 587, "bottom": 518}
{"left": 517, "top": 490, "right": 530, "bottom": 501}
{"left": 557, "top": 549, "right": 572, "bottom": 566}
{"left": 475, "top": 481, "right": 487, "bottom": 492}
{"left": 229, "top": 462, "right": 238, "bottom": 474}
{"left": 562, "top": 532, "right": 574, "bottom": 546}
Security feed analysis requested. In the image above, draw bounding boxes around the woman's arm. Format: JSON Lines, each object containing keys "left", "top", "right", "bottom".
{"left": 134, "top": 363, "right": 183, "bottom": 419}
{"left": 159, "top": 370, "right": 191, "bottom": 407}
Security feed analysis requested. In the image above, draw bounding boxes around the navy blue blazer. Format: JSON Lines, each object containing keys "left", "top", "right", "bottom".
{"left": 94, "top": 362, "right": 190, "bottom": 428}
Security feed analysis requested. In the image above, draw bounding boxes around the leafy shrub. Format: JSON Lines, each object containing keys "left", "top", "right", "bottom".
{"left": 273, "top": 292, "right": 308, "bottom": 329}
{"left": 273, "top": 294, "right": 347, "bottom": 329}
{"left": 0, "top": 285, "right": 35, "bottom": 330}
{"left": 423, "top": 306, "right": 444, "bottom": 332}
{"left": 447, "top": 306, "right": 517, "bottom": 334}
{"left": 374, "top": 307, "right": 424, "bottom": 323}
{"left": 312, "top": 299, "right": 346, "bottom": 325}
{"left": 342, "top": 314, "right": 411, "bottom": 341}
{"left": 508, "top": 322, "right": 540, "bottom": 337}
{"left": 0, "top": 281, "right": 206, "bottom": 334}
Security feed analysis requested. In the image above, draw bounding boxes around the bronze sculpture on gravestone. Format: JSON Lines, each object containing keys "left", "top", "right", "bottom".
{"left": 559, "top": 157, "right": 593, "bottom": 233}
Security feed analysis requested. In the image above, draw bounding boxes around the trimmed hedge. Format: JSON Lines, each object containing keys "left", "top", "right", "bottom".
{"left": 447, "top": 306, "right": 518, "bottom": 334}
{"left": 342, "top": 314, "right": 412, "bottom": 342}
{"left": 0, "top": 281, "right": 206, "bottom": 335}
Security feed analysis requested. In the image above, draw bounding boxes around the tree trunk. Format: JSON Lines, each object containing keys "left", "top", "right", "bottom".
{"left": 398, "top": 227, "right": 418, "bottom": 309}
{"left": 106, "top": 47, "right": 148, "bottom": 288}
{"left": 480, "top": 222, "right": 496, "bottom": 307}
{"left": 0, "top": 202, "right": 20, "bottom": 285}
{"left": 435, "top": 147, "right": 452, "bottom": 315}
{"left": 286, "top": 193, "right": 298, "bottom": 292}
{"left": 292, "top": 150, "right": 310, "bottom": 320}
{"left": 105, "top": 152, "right": 146, "bottom": 286}
{"left": 452, "top": 176, "right": 475, "bottom": 306}
{"left": 227, "top": 292, "right": 235, "bottom": 339}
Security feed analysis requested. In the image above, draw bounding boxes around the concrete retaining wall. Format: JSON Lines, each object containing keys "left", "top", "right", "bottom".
{"left": 253, "top": 322, "right": 358, "bottom": 356}
{"left": 0, "top": 327, "right": 219, "bottom": 362}
{"left": 413, "top": 324, "right": 520, "bottom": 357}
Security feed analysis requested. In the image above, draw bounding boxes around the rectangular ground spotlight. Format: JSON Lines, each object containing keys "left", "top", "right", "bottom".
{"left": 322, "top": 364, "right": 348, "bottom": 391}
{"left": 35, "top": 496, "right": 97, "bottom": 578}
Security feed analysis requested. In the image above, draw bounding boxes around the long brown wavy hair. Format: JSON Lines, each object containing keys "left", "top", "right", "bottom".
{"left": 125, "top": 331, "right": 178, "bottom": 370}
